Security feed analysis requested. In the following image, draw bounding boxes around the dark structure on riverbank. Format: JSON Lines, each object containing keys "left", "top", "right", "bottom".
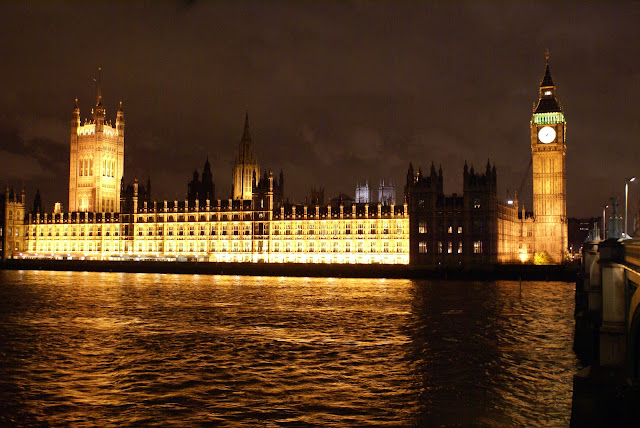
{"left": 571, "top": 239, "right": 640, "bottom": 425}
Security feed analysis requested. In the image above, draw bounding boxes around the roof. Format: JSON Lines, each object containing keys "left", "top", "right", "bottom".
{"left": 534, "top": 97, "right": 561, "bottom": 113}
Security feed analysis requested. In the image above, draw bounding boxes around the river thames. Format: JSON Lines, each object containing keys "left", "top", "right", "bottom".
{"left": 0, "top": 270, "right": 579, "bottom": 426}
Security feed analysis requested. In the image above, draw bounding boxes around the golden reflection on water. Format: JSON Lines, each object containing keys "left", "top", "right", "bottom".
{"left": 0, "top": 271, "right": 578, "bottom": 426}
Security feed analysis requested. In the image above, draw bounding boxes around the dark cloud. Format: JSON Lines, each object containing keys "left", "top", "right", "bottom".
{"left": 0, "top": 2, "right": 639, "bottom": 217}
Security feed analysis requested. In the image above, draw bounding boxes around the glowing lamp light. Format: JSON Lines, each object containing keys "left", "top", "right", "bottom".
{"left": 507, "top": 200, "right": 514, "bottom": 205}
{"left": 519, "top": 251, "right": 528, "bottom": 263}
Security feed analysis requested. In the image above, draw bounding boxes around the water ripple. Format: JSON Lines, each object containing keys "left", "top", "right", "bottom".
{"left": 0, "top": 271, "right": 578, "bottom": 426}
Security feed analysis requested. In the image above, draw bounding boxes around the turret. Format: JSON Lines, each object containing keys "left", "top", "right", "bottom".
{"left": 116, "top": 101, "right": 125, "bottom": 136}
{"left": 71, "top": 98, "right": 80, "bottom": 134}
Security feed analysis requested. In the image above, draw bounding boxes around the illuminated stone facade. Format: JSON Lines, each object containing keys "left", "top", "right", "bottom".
{"left": 1, "top": 188, "right": 26, "bottom": 261}
{"left": 1, "top": 53, "right": 568, "bottom": 266}
{"left": 12, "top": 110, "right": 408, "bottom": 265}
{"left": 530, "top": 52, "right": 568, "bottom": 263}
{"left": 68, "top": 70, "right": 125, "bottom": 213}
{"left": 19, "top": 185, "right": 409, "bottom": 265}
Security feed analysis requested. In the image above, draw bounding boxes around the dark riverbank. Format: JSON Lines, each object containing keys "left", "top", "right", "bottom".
{"left": 2, "top": 258, "right": 578, "bottom": 281}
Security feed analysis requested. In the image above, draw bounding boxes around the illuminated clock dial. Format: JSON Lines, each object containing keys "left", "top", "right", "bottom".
{"left": 538, "top": 126, "right": 556, "bottom": 144}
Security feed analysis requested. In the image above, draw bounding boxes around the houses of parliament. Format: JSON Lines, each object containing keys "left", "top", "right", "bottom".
{"left": 1, "top": 53, "right": 568, "bottom": 265}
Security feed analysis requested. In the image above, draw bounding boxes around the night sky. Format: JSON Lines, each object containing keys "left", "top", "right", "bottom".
{"left": 1, "top": 2, "right": 639, "bottom": 218}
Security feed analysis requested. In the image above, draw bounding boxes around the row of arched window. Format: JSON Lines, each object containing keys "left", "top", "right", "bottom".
{"left": 79, "top": 158, "right": 93, "bottom": 176}
{"left": 103, "top": 158, "right": 116, "bottom": 178}
{"left": 78, "top": 157, "right": 116, "bottom": 177}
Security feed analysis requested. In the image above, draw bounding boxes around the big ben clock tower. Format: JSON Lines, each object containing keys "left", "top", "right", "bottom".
{"left": 531, "top": 50, "right": 568, "bottom": 263}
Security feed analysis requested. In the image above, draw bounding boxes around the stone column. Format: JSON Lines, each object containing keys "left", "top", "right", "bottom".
{"left": 598, "top": 239, "right": 626, "bottom": 367}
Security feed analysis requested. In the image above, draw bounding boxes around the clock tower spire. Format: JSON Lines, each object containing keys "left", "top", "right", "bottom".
{"left": 530, "top": 50, "right": 568, "bottom": 263}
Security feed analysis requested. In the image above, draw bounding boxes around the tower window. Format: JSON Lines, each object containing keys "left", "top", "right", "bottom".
{"left": 544, "top": 90, "right": 552, "bottom": 96}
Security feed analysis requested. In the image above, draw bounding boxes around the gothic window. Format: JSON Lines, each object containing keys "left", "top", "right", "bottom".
{"left": 448, "top": 226, "right": 453, "bottom": 234}
{"left": 419, "top": 241, "right": 427, "bottom": 254}
{"left": 370, "top": 223, "right": 377, "bottom": 234}
{"left": 458, "top": 226, "right": 463, "bottom": 234}
{"left": 438, "top": 241, "right": 443, "bottom": 254}
{"left": 345, "top": 242, "right": 351, "bottom": 252}
{"left": 89, "top": 158, "right": 93, "bottom": 176}
{"left": 419, "top": 220, "right": 427, "bottom": 234}
{"left": 457, "top": 242, "right": 463, "bottom": 254}
{"left": 447, "top": 242, "right": 453, "bottom": 254}
{"left": 345, "top": 223, "right": 351, "bottom": 234}
{"left": 358, "top": 223, "right": 364, "bottom": 234}
{"left": 397, "top": 241, "right": 403, "bottom": 253}
{"left": 473, "top": 241, "right": 483, "bottom": 254}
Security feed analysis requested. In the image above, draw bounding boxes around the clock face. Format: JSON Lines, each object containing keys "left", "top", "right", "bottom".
{"left": 538, "top": 126, "right": 556, "bottom": 144}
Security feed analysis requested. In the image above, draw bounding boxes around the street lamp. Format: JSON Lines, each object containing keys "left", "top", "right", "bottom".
{"left": 602, "top": 204, "right": 609, "bottom": 240}
{"left": 625, "top": 177, "right": 636, "bottom": 238}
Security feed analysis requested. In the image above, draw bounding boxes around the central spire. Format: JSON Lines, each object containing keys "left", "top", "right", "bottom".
{"left": 232, "top": 111, "right": 260, "bottom": 200}
{"left": 239, "top": 111, "right": 253, "bottom": 163}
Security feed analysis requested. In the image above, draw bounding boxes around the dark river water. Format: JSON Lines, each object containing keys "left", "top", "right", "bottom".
{"left": 0, "top": 270, "right": 580, "bottom": 426}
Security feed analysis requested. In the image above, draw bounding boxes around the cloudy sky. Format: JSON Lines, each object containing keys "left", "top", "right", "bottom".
{"left": 1, "top": 2, "right": 639, "bottom": 218}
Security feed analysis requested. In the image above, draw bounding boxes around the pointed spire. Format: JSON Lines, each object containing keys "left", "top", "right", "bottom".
{"left": 540, "top": 49, "right": 554, "bottom": 88}
{"left": 242, "top": 111, "right": 251, "bottom": 143}
{"left": 534, "top": 49, "right": 562, "bottom": 114}
{"left": 238, "top": 110, "right": 253, "bottom": 163}
{"left": 74, "top": 97, "right": 79, "bottom": 110}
